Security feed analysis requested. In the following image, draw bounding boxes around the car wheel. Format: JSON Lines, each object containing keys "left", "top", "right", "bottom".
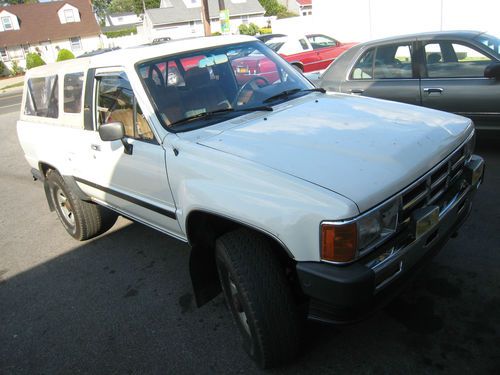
{"left": 215, "top": 228, "right": 301, "bottom": 368}
{"left": 46, "top": 170, "right": 117, "bottom": 240}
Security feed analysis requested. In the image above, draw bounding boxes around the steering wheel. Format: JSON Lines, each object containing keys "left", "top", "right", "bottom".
{"left": 232, "top": 76, "right": 270, "bottom": 107}
{"left": 148, "top": 64, "right": 165, "bottom": 88}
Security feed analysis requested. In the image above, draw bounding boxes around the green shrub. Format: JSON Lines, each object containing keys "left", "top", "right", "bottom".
{"left": 0, "top": 60, "right": 5, "bottom": 76}
{"left": 104, "top": 26, "right": 137, "bottom": 39}
{"left": 56, "top": 49, "right": 75, "bottom": 62}
{"left": 26, "top": 53, "right": 46, "bottom": 69}
{"left": 239, "top": 23, "right": 260, "bottom": 36}
{"left": 211, "top": 31, "right": 222, "bottom": 36}
{"left": 10, "top": 60, "right": 24, "bottom": 76}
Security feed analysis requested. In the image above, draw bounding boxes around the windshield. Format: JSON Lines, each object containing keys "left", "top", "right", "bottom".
{"left": 137, "top": 41, "right": 312, "bottom": 131}
{"left": 474, "top": 33, "right": 500, "bottom": 57}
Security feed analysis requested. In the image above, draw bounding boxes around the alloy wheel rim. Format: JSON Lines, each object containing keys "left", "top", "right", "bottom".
{"left": 56, "top": 188, "right": 75, "bottom": 226}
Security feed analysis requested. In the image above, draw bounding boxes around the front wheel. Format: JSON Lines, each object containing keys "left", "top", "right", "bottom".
{"left": 46, "top": 170, "right": 117, "bottom": 240}
{"left": 215, "top": 228, "right": 301, "bottom": 368}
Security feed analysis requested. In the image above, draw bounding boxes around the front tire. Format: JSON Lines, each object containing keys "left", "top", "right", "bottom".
{"left": 46, "top": 170, "right": 117, "bottom": 240}
{"left": 215, "top": 228, "right": 301, "bottom": 368}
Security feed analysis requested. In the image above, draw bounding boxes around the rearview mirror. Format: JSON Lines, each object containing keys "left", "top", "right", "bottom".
{"left": 99, "top": 121, "right": 124, "bottom": 141}
{"left": 484, "top": 62, "right": 500, "bottom": 79}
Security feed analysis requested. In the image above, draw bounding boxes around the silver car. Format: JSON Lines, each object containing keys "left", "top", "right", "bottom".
{"left": 317, "top": 30, "right": 500, "bottom": 130}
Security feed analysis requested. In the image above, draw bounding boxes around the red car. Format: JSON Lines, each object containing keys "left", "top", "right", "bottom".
{"left": 264, "top": 34, "right": 357, "bottom": 72}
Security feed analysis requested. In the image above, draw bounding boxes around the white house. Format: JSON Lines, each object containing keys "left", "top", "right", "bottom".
{"left": 143, "top": 0, "right": 266, "bottom": 41}
{"left": 278, "top": 0, "right": 312, "bottom": 16}
{"left": 103, "top": 12, "right": 142, "bottom": 32}
{"left": 0, "top": 0, "right": 102, "bottom": 70}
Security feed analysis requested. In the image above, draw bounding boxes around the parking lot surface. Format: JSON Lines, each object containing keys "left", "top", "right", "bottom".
{"left": 1, "top": 94, "right": 499, "bottom": 374}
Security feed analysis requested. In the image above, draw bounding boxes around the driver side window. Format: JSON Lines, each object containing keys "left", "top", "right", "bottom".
{"left": 97, "top": 73, "right": 154, "bottom": 141}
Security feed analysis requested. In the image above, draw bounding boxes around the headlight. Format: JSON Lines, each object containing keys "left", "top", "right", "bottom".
{"left": 321, "top": 197, "right": 400, "bottom": 263}
{"left": 358, "top": 197, "right": 399, "bottom": 251}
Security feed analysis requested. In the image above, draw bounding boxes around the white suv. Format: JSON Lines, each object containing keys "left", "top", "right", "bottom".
{"left": 17, "top": 35, "right": 484, "bottom": 368}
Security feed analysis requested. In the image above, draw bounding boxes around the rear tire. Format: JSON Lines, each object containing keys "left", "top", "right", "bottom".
{"left": 46, "top": 170, "right": 117, "bottom": 240}
{"left": 215, "top": 228, "right": 301, "bottom": 368}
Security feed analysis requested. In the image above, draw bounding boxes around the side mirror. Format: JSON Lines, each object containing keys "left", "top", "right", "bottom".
{"left": 484, "top": 62, "right": 500, "bottom": 79}
{"left": 98, "top": 122, "right": 133, "bottom": 155}
{"left": 99, "top": 121, "right": 124, "bottom": 141}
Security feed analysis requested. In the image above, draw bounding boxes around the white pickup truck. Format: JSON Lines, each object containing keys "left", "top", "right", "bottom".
{"left": 17, "top": 35, "right": 484, "bottom": 368}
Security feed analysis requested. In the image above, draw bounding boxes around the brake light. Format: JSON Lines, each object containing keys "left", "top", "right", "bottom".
{"left": 321, "top": 223, "right": 357, "bottom": 262}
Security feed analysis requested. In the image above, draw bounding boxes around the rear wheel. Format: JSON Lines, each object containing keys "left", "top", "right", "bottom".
{"left": 215, "top": 228, "right": 301, "bottom": 368}
{"left": 46, "top": 170, "right": 117, "bottom": 240}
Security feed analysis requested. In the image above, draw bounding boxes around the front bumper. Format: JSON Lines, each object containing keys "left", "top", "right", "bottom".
{"left": 296, "top": 155, "right": 484, "bottom": 324}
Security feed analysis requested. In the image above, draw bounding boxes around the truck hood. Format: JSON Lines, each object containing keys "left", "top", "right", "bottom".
{"left": 197, "top": 93, "right": 473, "bottom": 213}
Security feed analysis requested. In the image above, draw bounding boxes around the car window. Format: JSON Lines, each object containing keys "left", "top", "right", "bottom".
{"left": 351, "top": 48, "right": 375, "bottom": 79}
{"left": 24, "top": 75, "right": 59, "bottom": 118}
{"left": 474, "top": 33, "right": 500, "bottom": 57}
{"left": 373, "top": 44, "right": 413, "bottom": 79}
{"left": 307, "top": 35, "right": 337, "bottom": 50}
{"left": 63, "top": 72, "right": 84, "bottom": 113}
{"left": 97, "top": 73, "right": 154, "bottom": 141}
{"left": 299, "top": 39, "right": 309, "bottom": 50}
{"left": 424, "top": 42, "right": 492, "bottom": 78}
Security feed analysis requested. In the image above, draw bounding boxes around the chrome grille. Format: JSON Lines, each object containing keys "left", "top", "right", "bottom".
{"left": 400, "top": 143, "right": 468, "bottom": 225}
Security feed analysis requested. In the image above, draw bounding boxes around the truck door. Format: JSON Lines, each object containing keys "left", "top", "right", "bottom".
{"left": 76, "top": 68, "right": 183, "bottom": 238}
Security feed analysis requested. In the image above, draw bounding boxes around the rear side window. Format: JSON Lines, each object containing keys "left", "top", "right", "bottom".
{"left": 64, "top": 72, "right": 84, "bottom": 113}
{"left": 24, "top": 75, "right": 59, "bottom": 118}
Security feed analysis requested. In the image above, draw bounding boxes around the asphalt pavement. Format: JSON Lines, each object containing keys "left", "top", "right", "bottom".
{"left": 0, "top": 94, "right": 499, "bottom": 374}
{"left": 0, "top": 90, "right": 22, "bottom": 115}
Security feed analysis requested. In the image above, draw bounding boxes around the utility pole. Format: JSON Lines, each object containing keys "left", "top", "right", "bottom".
{"left": 201, "top": 0, "right": 211, "bottom": 36}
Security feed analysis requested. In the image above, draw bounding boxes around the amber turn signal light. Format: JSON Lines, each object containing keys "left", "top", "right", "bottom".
{"left": 321, "top": 223, "right": 357, "bottom": 262}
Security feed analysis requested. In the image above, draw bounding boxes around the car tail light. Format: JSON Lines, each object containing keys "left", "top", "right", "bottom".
{"left": 321, "top": 223, "right": 357, "bottom": 263}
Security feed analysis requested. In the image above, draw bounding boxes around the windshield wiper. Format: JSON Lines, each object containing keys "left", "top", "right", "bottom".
{"left": 263, "top": 87, "right": 326, "bottom": 104}
{"left": 170, "top": 106, "right": 273, "bottom": 127}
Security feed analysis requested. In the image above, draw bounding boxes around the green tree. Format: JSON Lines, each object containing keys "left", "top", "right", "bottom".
{"left": 132, "top": 0, "right": 160, "bottom": 14}
{"left": 26, "top": 53, "right": 45, "bottom": 70}
{"left": 93, "top": 0, "right": 112, "bottom": 24}
{"left": 258, "top": 0, "right": 297, "bottom": 18}
{"left": 56, "top": 49, "right": 75, "bottom": 62}
{"left": 108, "top": 0, "right": 135, "bottom": 13}
{"left": 10, "top": 60, "right": 24, "bottom": 76}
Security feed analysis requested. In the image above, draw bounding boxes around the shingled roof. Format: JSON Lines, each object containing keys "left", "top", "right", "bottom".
{"left": 146, "top": 0, "right": 265, "bottom": 26}
{"left": 0, "top": 0, "right": 100, "bottom": 48}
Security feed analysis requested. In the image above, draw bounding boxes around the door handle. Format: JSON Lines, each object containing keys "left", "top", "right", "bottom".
{"left": 350, "top": 88, "right": 365, "bottom": 94}
{"left": 423, "top": 87, "right": 444, "bottom": 94}
{"left": 91, "top": 144, "right": 101, "bottom": 151}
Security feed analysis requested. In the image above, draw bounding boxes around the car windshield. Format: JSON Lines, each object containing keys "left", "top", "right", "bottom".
{"left": 474, "top": 33, "right": 500, "bottom": 58}
{"left": 137, "top": 41, "right": 313, "bottom": 132}
{"left": 265, "top": 37, "right": 287, "bottom": 53}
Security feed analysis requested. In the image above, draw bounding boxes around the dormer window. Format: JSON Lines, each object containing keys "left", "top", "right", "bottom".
{"left": 58, "top": 4, "right": 81, "bottom": 24}
{"left": 64, "top": 9, "right": 75, "bottom": 23}
{"left": 1, "top": 16, "right": 13, "bottom": 30}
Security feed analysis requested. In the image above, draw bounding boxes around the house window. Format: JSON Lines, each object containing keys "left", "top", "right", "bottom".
{"left": 241, "top": 15, "right": 249, "bottom": 24}
{"left": 2, "top": 16, "right": 13, "bottom": 30}
{"left": 189, "top": 20, "right": 195, "bottom": 33}
{"left": 70, "top": 37, "right": 82, "bottom": 51}
{"left": 0, "top": 48, "right": 8, "bottom": 62}
{"left": 22, "top": 44, "right": 30, "bottom": 54}
{"left": 64, "top": 9, "right": 75, "bottom": 23}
